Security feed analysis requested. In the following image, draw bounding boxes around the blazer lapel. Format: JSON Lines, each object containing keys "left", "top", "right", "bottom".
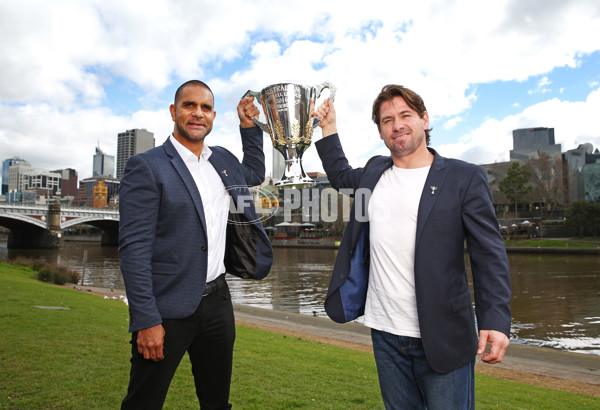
{"left": 162, "top": 138, "right": 208, "bottom": 234}
{"left": 207, "top": 151, "right": 233, "bottom": 189}
{"left": 207, "top": 148, "right": 251, "bottom": 220}
{"left": 416, "top": 149, "right": 448, "bottom": 241}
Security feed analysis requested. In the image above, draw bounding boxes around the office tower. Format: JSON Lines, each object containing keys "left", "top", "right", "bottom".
{"left": 2, "top": 157, "right": 30, "bottom": 195}
{"left": 52, "top": 168, "right": 78, "bottom": 198}
{"left": 7, "top": 164, "right": 61, "bottom": 202}
{"left": 510, "top": 127, "right": 561, "bottom": 161}
{"left": 116, "top": 128, "right": 155, "bottom": 179}
{"left": 93, "top": 146, "right": 115, "bottom": 177}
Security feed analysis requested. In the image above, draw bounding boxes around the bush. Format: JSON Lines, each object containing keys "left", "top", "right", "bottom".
{"left": 566, "top": 200, "right": 600, "bottom": 237}
{"left": 5, "top": 258, "right": 80, "bottom": 286}
{"left": 35, "top": 263, "right": 79, "bottom": 285}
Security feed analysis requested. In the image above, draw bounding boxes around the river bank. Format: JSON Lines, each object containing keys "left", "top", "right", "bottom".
{"left": 55, "top": 282, "right": 600, "bottom": 397}
{"left": 270, "top": 236, "right": 600, "bottom": 254}
{"left": 4, "top": 240, "right": 599, "bottom": 355}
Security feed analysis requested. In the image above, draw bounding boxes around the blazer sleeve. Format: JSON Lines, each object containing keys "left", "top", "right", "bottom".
{"left": 463, "top": 166, "right": 512, "bottom": 336}
{"left": 118, "top": 154, "right": 163, "bottom": 332}
{"left": 315, "top": 133, "right": 364, "bottom": 191}
{"left": 238, "top": 126, "right": 266, "bottom": 187}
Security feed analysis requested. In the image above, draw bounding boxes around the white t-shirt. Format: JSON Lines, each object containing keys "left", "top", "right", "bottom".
{"left": 363, "top": 165, "right": 430, "bottom": 338}
{"left": 170, "top": 136, "right": 229, "bottom": 283}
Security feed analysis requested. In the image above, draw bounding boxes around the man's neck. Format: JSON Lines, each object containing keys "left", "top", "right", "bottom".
{"left": 392, "top": 147, "right": 434, "bottom": 169}
{"left": 173, "top": 132, "right": 204, "bottom": 158}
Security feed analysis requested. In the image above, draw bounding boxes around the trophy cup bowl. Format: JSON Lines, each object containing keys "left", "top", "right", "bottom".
{"left": 244, "top": 82, "right": 336, "bottom": 188}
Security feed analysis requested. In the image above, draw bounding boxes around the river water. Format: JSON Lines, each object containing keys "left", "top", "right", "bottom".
{"left": 2, "top": 241, "right": 599, "bottom": 355}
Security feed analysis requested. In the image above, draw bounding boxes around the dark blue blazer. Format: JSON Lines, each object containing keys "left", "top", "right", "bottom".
{"left": 119, "top": 126, "right": 273, "bottom": 332}
{"left": 316, "top": 134, "right": 511, "bottom": 373}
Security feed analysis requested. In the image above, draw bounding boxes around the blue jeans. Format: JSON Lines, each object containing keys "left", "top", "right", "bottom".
{"left": 371, "top": 329, "right": 474, "bottom": 410}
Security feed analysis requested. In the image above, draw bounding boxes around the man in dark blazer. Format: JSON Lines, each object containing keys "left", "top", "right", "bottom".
{"left": 119, "top": 80, "right": 273, "bottom": 409}
{"left": 314, "top": 85, "right": 511, "bottom": 409}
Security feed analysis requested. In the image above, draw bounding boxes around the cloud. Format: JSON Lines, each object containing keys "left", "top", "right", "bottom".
{"left": 437, "top": 87, "right": 600, "bottom": 165}
{"left": 443, "top": 117, "right": 464, "bottom": 131}
{"left": 528, "top": 76, "right": 552, "bottom": 94}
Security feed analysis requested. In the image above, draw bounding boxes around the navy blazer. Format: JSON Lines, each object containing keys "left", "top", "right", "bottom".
{"left": 119, "top": 126, "right": 273, "bottom": 332}
{"left": 316, "top": 134, "right": 511, "bottom": 374}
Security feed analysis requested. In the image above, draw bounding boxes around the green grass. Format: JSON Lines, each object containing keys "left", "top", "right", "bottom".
{"left": 1, "top": 262, "right": 599, "bottom": 409}
{"left": 506, "top": 238, "right": 600, "bottom": 248}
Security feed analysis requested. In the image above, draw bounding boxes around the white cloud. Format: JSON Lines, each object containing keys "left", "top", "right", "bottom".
{"left": 437, "top": 87, "right": 600, "bottom": 165}
{"left": 528, "top": 76, "right": 553, "bottom": 94}
{"left": 443, "top": 117, "right": 464, "bottom": 131}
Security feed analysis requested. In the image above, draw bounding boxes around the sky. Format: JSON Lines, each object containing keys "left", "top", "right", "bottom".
{"left": 1, "top": 0, "right": 600, "bottom": 182}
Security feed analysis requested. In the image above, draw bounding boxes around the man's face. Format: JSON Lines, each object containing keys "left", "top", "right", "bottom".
{"left": 378, "top": 96, "right": 429, "bottom": 159}
{"left": 170, "top": 85, "right": 216, "bottom": 142}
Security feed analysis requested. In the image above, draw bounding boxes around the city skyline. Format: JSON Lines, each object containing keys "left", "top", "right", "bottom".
{"left": 1, "top": 1, "right": 599, "bottom": 181}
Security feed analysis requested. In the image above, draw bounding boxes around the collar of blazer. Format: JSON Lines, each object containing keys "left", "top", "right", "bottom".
{"left": 350, "top": 148, "right": 449, "bottom": 246}
{"left": 416, "top": 148, "right": 449, "bottom": 241}
{"left": 162, "top": 138, "right": 208, "bottom": 235}
{"left": 208, "top": 150, "right": 263, "bottom": 225}
{"left": 163, "top": 139, "right": 256, "bottom": 229}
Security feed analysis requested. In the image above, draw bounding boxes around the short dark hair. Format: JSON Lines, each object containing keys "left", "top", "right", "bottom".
{"left": 174, "top": 80, "right": 214, "bottom": 105}
{"left": 372, "top": 84, "right": 432, "bottom": 145}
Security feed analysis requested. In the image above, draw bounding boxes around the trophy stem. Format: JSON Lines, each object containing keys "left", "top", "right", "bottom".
{"left": 275, "top": 154, "right": 315, "bottom": 188}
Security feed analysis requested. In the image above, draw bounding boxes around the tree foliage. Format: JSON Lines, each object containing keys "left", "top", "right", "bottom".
{"left": 499, "top": 162, "right": 533, "bottom": 215}
{"left": 525, "top": 153, "right": 565, "bottom": 217}
{"left": 565, "top": 199, "right": 600, "bottom": 237}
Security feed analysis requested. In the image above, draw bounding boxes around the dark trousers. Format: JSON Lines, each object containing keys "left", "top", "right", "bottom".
{"left": 122, "top": 279, "right": 235, "bottom": 409}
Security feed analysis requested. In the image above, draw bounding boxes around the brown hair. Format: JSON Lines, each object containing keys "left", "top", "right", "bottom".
{"left": 372, "top": 84, "right": 431, "bottom": 145}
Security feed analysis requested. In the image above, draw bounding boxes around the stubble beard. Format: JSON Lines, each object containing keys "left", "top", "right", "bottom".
{"left": 176, "top": 122, "right": 211, "bottom": 143}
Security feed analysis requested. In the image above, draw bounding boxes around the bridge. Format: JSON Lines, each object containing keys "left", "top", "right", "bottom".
{"left": 0, "top": 203, "right": 119, "bottom": 248}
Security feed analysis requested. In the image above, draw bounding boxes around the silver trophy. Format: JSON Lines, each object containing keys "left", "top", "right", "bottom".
{"left": 245, "top": 82, "right": 336, "bottom": 187}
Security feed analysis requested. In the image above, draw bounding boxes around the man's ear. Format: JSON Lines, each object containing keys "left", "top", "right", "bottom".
{"left": 422, "top": 111, "right": 430, "bottom": 130}
{"left": 169, "top": 104, "right": 176, "bottom": 122}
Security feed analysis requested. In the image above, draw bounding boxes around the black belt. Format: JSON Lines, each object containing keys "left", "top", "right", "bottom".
{"left": 202, "top": 274, "right": 226, "bottom": 296}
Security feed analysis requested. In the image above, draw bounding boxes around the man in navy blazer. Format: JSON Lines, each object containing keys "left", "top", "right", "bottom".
{"left": 119, "top": 80, "right": 273, "bottom": 409}
{"left": 314, "top": 85, "right": 511, "bottom": 409}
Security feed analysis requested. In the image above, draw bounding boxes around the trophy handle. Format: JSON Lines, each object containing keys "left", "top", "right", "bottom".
{"left": 312, "top": 81, "right": 337, "bottom": 128}
{"left": 243, "top": 90, "right": 270, "bottom": 134}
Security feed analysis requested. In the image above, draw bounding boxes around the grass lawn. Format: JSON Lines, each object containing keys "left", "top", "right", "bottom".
{"left": 506, "top": 238, "right": 600, "bottom": 248}
{"left": 1, "top": 262, "right": 599, "bottom": 409}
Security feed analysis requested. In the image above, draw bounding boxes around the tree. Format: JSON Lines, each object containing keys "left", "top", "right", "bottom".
{"left": 499, "top": 162, "right": 532, "bottom": 218}
{"left": 525, "top": 153, "right": 566, "bottom": 218}
{"left": 566, "top": 200, "right": 600, "bottom": 237}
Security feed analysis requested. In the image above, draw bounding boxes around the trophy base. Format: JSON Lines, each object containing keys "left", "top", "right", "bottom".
{"left": 274, "top": 177, "right": 316, "bottom": 189}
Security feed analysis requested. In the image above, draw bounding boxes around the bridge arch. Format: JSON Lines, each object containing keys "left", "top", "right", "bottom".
{"left": 0, "top": 204, "right": 120, "bottom": 248}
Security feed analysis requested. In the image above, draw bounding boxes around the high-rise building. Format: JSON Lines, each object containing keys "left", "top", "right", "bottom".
{"left": 116, "top": 128, "right": 155, "bottom": 179}
{"left": 510, "top": 127, "right": 561, "bottom": 161}
{"left": 7, "top": 164, "right": 61, "bottom": 203}
{"left": 52, "top": 168, "right": 78, "bottom": 198}
{"left": 2, "top": 157, "right": 30, "bottom": 195}
{"left": 93, "top": 146, "right": 115, "bottom": 177}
